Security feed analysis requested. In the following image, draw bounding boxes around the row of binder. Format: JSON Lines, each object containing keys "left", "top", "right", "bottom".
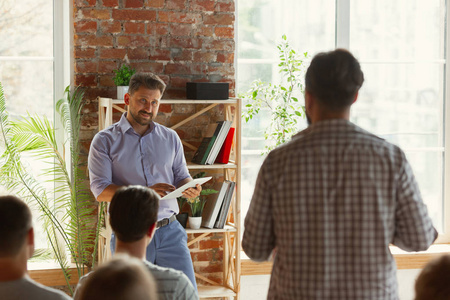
{"left": 191, "top": 121, "right": 235, "bottom": 165}
{"left": 201, "top": 180, "right": 236, "bottom": 229}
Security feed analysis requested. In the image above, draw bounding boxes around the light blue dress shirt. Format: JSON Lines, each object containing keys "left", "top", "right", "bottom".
{"left": 88, "top": 113, "right": 191, "bottom": 220}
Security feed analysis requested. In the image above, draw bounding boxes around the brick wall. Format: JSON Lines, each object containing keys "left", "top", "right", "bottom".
{"left": 73, "top": 0, "right": 236, "bottom": 288}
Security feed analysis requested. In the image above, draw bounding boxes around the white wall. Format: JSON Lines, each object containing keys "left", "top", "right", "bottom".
{"left": 240, "top": 269, "right": 422, "bottom": 300}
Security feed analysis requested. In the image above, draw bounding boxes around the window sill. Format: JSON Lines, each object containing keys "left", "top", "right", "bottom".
{"left": 241, "top": 244, "right": 450, "bottom": 276}
{"left": 28, "top": 244, "right": 450, "bottom": 286}
{"left": 28, "top": 262, "right": 85, "bottom": 286}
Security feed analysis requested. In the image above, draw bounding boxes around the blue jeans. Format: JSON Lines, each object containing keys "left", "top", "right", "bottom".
{"left": 110, "top": 220, "right": 197, "bottom": 289}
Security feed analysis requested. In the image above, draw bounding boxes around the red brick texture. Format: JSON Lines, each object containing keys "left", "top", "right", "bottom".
{"left": 73, "top": 0, "right": 236, "bottom": 287}
{"left": 73, "top": 0, "right": 235, "bottom": 100}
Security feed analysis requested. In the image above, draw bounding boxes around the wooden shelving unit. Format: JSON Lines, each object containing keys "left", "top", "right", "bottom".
{"left": 97, "top": 97, "right": 241, "bottom": 299}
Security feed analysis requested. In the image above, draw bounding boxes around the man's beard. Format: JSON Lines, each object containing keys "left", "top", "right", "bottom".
{"left": 130, "top": 110, "right": 153, "bottom": 126}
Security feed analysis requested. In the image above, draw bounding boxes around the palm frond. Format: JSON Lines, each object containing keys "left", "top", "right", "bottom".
{"left": 0, "top": 82, "right": 102, "bottom": 295}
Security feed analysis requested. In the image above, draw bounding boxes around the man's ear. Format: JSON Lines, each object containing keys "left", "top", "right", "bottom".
{"left": 305, "top": 90, "right": 314, "bottom": 110}
{"left": 352, "top": 92, "right": 359, "bottom": 104}
{"left": 27, "top": 227, "right": 35, "bottom": 259}
{"left": 124, "top": 92, "right": 130, "bottom": 105}
{"left": 147, "top": 223, "right": 156, "bottom": 238}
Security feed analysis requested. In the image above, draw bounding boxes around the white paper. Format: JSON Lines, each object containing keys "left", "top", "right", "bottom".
{"left": 160, "top": 177, "right": 212, "bottom": 200}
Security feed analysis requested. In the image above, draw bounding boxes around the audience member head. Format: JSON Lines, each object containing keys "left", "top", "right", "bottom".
{"left": 305, "top": 49, "right": 364, "bottom": 112}
{"left": 77, "top": 254, "right": 158, "bottom": 300}
{"left": 0, "top": 195, "right": 33, "bottom": 258}
{"left": 415, "top": 254, "right": 450, "bottom": 300}
{"left": 109, "top": 185, "right": 159, "bottom": 243}
{"left": 128, "top": 72, "right": 166, "bottom": 96}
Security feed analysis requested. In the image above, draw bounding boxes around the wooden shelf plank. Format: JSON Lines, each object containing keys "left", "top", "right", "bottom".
{"left": 198, "top": 285, "right": 236, "bottom": 298}
{"left": 185, "top": 225, "right": 237, "bottom": 234}
{"left": 108, "top": 98, "right": 238, "bottom": 105}
{"left": 187, "top": 162, "right": 237, "bottom": 169}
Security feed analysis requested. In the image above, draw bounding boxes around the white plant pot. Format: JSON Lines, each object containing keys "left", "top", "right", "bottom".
{"left": 117, "top": 86, "right": 129, "bottom": 100}
{"left": 188, "top": 216, "right": 202, "bottom": 229}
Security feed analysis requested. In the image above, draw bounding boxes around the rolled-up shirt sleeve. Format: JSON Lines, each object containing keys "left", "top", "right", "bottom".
{"left": 172, "top": 133, "right": 191, "bottom": 187}
{"left": 242, "top": 156, "right": 276, "bottom": 261}
{"left": 393, "top": 154, "right": 438, "bottom": 251}
{"left": 88, "top": 133, "right": 113, "bottom": 199}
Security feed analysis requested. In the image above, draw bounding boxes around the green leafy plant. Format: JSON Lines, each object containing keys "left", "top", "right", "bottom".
{"left": 241, "top": 35, "right": 309, "bottom": 154}
{"left": 187, "top": 189, "right": 219, "bottom": 217}
{"left": 0, "top": 82, "right": 105, "bottom": 296}
{"left": 177, "top": 196, "right": 187, "bottom": 212}
{"left": 113, "top": 65, "right": 136, "bottom": 86}
{"left": 183, "top": 171, "right": 218, "bottom": 217}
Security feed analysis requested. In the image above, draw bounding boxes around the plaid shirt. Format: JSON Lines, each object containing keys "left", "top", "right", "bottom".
{"left": 242, "top": 119, "right": 437, "bottom": 300}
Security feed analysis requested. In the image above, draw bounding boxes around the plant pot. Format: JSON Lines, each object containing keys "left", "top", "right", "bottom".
{"left": 117, "top": 86, "right": 129, "bottom": 100}
{"left": 176, "top": 212, "right": 188, "bottom": 228}
{"left": 188, "top": 216, "right": 202, "bottom": 229}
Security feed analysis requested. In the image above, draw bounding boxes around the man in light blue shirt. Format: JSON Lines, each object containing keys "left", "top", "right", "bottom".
{"left": 88, "top": 72, "right": 200, "bottom": 289}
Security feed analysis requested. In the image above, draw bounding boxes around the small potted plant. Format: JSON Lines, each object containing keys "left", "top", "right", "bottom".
{"left": 187, "top": 188, "right": 218, "bottom": 229}
{"left": 113, "top": 64, "right": 136, "bottom": 100}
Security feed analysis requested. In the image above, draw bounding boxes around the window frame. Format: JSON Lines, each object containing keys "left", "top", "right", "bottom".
{"left": 8, "top": 0, "right": 73, "bottom": 269}
{"left": 237, "top": 0, "right": 450, "bottom": 273}
{"left": 336, "top": 0, "right": 449, "bottom": 243}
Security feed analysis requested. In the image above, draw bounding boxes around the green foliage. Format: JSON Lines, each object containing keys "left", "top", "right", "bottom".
{"left": 187, "top": 197, "right": 206, "bottom": 217}
{"left": 177, "top": 196, "right": 187, "bottom": 211}
{"left": 113, "top": 65, "right": 136, "bottom": 86}
{"left": 241, "top": 35, "right": 309, "bottom": 154}
{"left": 0, "top": 83, "right": 105, "bottom": 296}
{"left": 181, "top": 172, "right": 218, "bottom": 217}
{"left": 187, "top": 188, "right": 219, "bottom": 217}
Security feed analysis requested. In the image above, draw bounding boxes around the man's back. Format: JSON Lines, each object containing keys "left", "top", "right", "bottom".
{"left": 0, "top": 275, "right": 71, "bottom": 300}
{"left": 243, "top": 119, "right": 437, "bottom": 300}
{"left": 143, "top": 260, "right": 197, "bottom": 300}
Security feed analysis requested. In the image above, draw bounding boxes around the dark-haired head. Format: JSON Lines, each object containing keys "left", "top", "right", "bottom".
{"left": 0, "top": 195, "right": 32, "bottom": 257}
{"left": 305, "top": 49, "right": 364, "bottom": 112}
{"left": 415, "top": 254, "right": 450, "bottom": 300}
{"left": 128, "top": 73, "right": 166, "bottom": 96}
{"left": 109, "top": 186, "right": 159, "bottom": 243}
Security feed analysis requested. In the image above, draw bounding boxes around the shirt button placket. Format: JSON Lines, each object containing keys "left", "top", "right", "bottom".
{"left": 140, "top": 137, "right": 149, "bottom": 185}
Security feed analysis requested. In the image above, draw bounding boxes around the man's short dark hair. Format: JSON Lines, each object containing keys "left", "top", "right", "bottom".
{"left": 109, "top": 186, "right": 159, "bottom": 243}
{"left": 305, "top": 49, "right": 364, "bottom": 111}
{"left": 0, "top": 195, "right": 32, "bottom": 256}
{"left": 128, "top": 73, "right": 166, "bottom": 96}
{"left": 415, "top": 254, "right": 450, "bottom": 300}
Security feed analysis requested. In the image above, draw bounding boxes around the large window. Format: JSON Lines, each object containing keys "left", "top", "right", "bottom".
{"left": 238, "top": 0, "right": 449, "bottom": 242}
{"left": 0, "top": 0, "right": 70, "bottom": 250}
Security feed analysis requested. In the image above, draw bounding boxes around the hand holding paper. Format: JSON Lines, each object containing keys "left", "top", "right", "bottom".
{"left": 160, "top": 177, "right": 212, "bottom": 200}
{"left": 149, "top": 183, "right": 176, "bottom": 198}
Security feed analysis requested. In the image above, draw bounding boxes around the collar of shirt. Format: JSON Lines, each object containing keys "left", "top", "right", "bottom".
{"left": 292, "top": 119, "right": 375, "bottom": 141}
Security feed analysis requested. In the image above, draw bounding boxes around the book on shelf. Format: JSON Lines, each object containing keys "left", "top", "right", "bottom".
{"left": 214, "top": 180, "right": 235, "bottom": 229}
{"left": 205, "top": 120, "right": 232, "bottom": 165}
{"left": 201, "top": 181, "right": 230, "bottom": 229}
{"left": 191, "top": 122, "right": 223, "bottom": 165}
{"left": 215, "top": 127, "right": 235, "bottom": 164}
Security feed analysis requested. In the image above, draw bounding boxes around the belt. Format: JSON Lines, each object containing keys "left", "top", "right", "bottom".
{"left": 156, "top": 214, "right": 177, "bottom": 229}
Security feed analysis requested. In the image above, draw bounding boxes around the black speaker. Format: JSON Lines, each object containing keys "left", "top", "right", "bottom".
{"left": 186, "top": 82, "right": 229, "bottom": 100}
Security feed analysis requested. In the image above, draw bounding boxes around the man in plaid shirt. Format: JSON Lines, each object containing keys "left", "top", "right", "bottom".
{"left": 242, "top": 49, "right": 438, "bottom": 300}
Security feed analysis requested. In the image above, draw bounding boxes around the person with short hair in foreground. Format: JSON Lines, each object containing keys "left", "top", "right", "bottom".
{"left": 75, "top": 185, "right": 198, "bottom": 300}
{"left": 242, "top": 49, "right": 438, "bottom": 300}
{"left": 0, "top": 195, "right": 71, "bottom": 300}
{"left": 415, "top": 254, "right": 450, "bottom": 300}
{"left": 77, "top": 254, "right": 158, "bottom": 300}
